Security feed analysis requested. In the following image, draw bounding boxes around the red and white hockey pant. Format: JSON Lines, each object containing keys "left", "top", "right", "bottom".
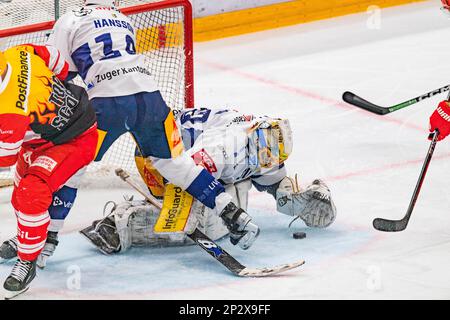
{"left": 11, "top": 127, "right": 98, "bottom": 261}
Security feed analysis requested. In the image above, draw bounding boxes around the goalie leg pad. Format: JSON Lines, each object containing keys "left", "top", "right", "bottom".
{"left": 80, "top": 214, "right": 121, "bottom": 255}
{"left": 154, "top": 184, "right": 195, "bottom": 234}
{"left": 80, "top": 219, "right": 120, "bottom": 255}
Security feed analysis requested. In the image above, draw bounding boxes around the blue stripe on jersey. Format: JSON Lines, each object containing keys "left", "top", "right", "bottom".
{"left": 186, "top": 169, "right": 225, "bottom": 209}
{"left": 71, "top": 43, "right": 94, "bottom": 80}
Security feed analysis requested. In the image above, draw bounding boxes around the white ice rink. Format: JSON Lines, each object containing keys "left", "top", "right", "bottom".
{"left": 1, "top": 1, "right": 450, "bottom": 299}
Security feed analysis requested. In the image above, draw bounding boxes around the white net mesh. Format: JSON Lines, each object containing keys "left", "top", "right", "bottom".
{"left": 0, "top": 0, "right": 193, "bottom": 187}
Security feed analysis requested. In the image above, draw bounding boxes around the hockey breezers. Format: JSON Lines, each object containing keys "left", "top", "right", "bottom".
{"left": 373, "top": 130, "right": 439, "bottom": 232}
{"left": 115, "top": 168, "right": 305, "bottom": 277}
{"left": 342, "top": 85, "right": 450, "bottom": 115}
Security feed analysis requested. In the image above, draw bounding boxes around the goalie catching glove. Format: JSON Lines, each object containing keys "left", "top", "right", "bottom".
{"left": 276, "top": 176, "right": 336, "bottom": 228}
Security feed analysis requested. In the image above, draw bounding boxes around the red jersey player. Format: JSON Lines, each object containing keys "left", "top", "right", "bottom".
{"left": 427, "top": 1, "right": 450, "bottom": 140}
{"left": 0, "top": 44, "right": 98, "bottom": 298}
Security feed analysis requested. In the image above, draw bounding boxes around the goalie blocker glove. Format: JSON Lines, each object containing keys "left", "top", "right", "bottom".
{"left": 220, "top": 202, "right": 260, "bottom": 250}
{"left": 429, "top": 100, "right": 450, "bottom": 141}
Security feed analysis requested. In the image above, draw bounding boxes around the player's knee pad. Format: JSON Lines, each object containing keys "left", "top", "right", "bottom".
{"left": 12, "top": 174, "right": 53, "bottom": 215}
{"left": 48, "top": 186, "right": 78, "bottom": 221}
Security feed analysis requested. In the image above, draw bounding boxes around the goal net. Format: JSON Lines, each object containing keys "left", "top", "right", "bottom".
{"left": 0, "top": 0, "right": 194, "bottom": 187}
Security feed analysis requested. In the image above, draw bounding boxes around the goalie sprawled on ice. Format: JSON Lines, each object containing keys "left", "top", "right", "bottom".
{"left": 81, "top": 107, "right": 337, "bottom": 254}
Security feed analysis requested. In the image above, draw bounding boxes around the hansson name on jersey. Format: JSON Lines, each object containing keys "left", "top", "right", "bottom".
{"left": 47, "top": 5, "right": 158, "bottom": 99}
{"left": 92, "top": 19, "right": 134, "bottom": 33}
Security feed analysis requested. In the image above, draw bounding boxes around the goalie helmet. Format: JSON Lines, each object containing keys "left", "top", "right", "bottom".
{"left": 84, "top": 0, "right": 120, "bottom": 7}
{"left": 248, "top": 118, "right": 293, "bottom": 169}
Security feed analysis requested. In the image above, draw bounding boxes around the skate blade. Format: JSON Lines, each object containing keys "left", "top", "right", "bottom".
{"left": 36, "top": 263, "right": 46, "bottom": 270}
{"left": 79, "top": 229, "right": 115, "bottom": 255}
{"left": 4, "top": 286, "right": 30, "bottom": 300}
{"left": 36, "top": 257, "right": 47, "bottom": 270}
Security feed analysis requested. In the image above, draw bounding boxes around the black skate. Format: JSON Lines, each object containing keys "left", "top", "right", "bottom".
{"left": 220, "top": 202, "right": 260, "bottom": 250}
{"left": 3, "top": 259, "right": 37, "bottom": 300}
{"left": 37, "top": 232, "right": 59, "bottom": 269}
{"left": 0, "top": 236, "right": 18, "bottom": 263}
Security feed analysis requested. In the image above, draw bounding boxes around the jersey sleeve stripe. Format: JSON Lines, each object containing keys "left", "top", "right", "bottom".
{"left": 0, "top": 140, "right": 24, "bottom": 150}
{"left": 50, "top": 49, "right": 61, "bottom": 72}
{"left": 0, "top": 149, "right": 21, "bottom": 157}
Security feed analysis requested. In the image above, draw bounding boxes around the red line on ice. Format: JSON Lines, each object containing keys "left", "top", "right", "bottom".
{"left": 199, "top": 59, "right": 424, "bottom": 133}
{"left": 325, "top": 152, "right": 450, "bottom": 182}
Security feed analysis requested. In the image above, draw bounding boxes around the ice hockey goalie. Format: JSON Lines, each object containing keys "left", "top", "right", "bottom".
{"left": 80, "top": 107, "right": 337, "bottom": 255}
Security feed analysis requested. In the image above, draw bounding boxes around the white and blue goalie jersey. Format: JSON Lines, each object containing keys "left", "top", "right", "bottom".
{"left": 175, "top": 108, "right": 287, "bottom": 187}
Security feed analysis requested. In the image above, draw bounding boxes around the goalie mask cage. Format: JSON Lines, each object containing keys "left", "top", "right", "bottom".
{"left": 0, "top": 0, "right": 194, "bottom": 186}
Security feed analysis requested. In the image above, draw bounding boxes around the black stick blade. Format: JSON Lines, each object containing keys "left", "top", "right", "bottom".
{"left": 342, "top": 91, "right": 389, "bottom": 115}
{"left": 372, "top": 217, "right": 407, "bottom": 232}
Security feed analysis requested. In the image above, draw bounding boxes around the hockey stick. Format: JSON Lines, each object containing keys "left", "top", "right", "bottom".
{"left": 115, "top": 168, "right": 305, "bottom": 277}
{"left": 372, "top": 129, "right": 440, "bottom": 232}
{"left": 342, "top": 85, "right": 450, "bottom": 115}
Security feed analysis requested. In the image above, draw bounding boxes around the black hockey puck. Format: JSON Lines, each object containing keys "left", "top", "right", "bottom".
{"left": 293, "top": 232, "right": 306, "bottom": 239}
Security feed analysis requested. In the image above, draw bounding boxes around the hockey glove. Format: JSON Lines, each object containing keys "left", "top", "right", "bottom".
{"left": 276, "top": 177, "right": 336, "bottom": 228}
{"left": 429, "top": 100, "right": 450, "bottom": 141}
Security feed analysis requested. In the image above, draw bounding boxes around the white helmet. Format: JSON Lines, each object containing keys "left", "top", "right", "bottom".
{"left": 84, "top": 0, "right": 120, "bottom": 7}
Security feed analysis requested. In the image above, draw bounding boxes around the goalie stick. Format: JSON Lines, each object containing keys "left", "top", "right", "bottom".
{"left": 342, "top": 85, "right": 450, "bottom": 115}
{"left": 115, "top": 168, "right": 305, "bottom": 277}
{"left": 373, "top": 130, "right": 440, "bottom": 232}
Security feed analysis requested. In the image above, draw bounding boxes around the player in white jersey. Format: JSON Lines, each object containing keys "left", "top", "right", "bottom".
{"left": 80, "top": 108, "right": 337, "bottom": 254}
{"left": 0, "top": 0, "right": 259, "bottom": 267}
{"left": 46, "top": 0, "right": 259, "bottom": 248}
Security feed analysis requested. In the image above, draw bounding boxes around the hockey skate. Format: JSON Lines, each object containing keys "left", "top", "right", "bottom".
{"left": 220, "top": 202, "right": 260, "bottom": 250}
{"left": 36, "top": 232, "right": 59, "bottom": 269}
{"left": 3, "top": 259, "right": 37, "bottom": 300}
{"left": 0, "top": 236, "right": 18, "bottom": 263}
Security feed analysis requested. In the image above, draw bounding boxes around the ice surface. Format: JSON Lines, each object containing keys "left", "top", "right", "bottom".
{"left": 1, "top": 1, "right": 450, "bottom": 299}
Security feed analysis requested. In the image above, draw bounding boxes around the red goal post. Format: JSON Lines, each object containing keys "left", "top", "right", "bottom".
{"left": 0, "top": 0, "right": 195, "bottom": 185}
